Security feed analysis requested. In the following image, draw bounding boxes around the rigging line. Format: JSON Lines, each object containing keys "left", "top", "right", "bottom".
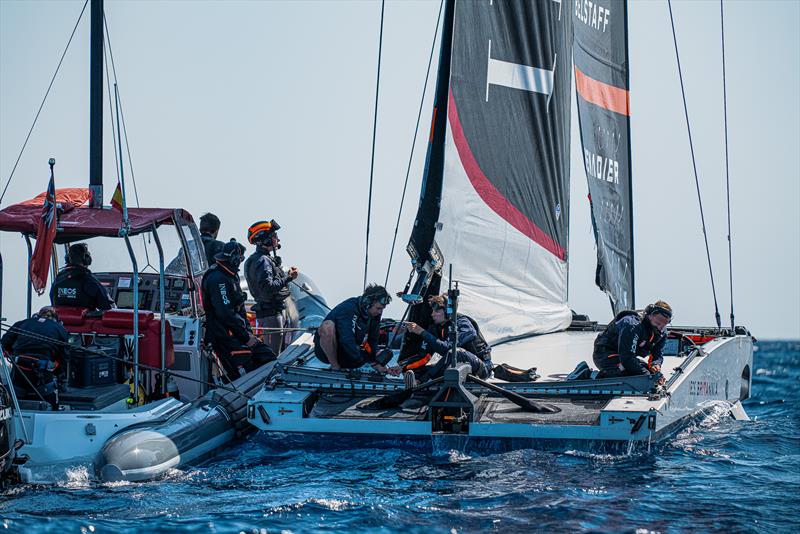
{"left": 667, "top": 0, "right": 722, "bottom": 330}
{"left": 103, "top": 14, "right": 141, "bottom": 209}
{"left": 104, "top": 15, "right": 155, "bottom": 273}
{"left": 384, "top": 0, "right": 445, "bottom": 287}
{"left": 0, "top": 0, "right": 90, "bottom": 206}
{"left": 364, "top": 0, "right": 386, "bottom": 290}
{"left": 720, "top": 0, "right": 735, "bottom": 331}
{"left": 103, "top": 39, "right": 121, "bottom": 192}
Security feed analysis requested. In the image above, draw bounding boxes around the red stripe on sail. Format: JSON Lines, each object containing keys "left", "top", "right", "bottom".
{"left": 447, "top": 88, "right": 566, "bottom": 261}
{"left": 574, "top": 66, "right": 630, "bottom": 116}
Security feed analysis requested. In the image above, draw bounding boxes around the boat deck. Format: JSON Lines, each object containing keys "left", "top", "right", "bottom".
{"left": 308, "top": 392, "right": 607, "bottom": 426}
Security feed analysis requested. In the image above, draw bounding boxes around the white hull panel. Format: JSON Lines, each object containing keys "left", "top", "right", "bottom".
{"left": 247, "top": 333, "right": 754, "bottom": 445}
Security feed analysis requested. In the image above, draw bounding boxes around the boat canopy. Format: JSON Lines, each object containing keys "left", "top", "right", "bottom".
{"left": 0, "top": 187, "right": 193, "bottom": 243}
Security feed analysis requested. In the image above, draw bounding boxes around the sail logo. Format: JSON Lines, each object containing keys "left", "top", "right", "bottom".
{"left": 574, "top": 0, "right": 611, "bottom": 33}
{"left": 485, "top": 39, "right": 555, "bottom": 104}
{"left": 584, "top": 148, "right": 619, "bottom": 184}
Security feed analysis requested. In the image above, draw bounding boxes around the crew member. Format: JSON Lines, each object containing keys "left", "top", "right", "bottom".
{"left": 244, "top": 220, "right": 298, "bottom": 355}
{"left": 1, "top": 306, "right": 69, "bottom": 409}
{"left": 592, "top": 300, "right": 672, "bottom": 381}
{"left": 201, "top": 239, "right": 275, "bottom": 378}
{"left": 50, "top": 243, "right": 115, "bottom": 311}
{"left": 199, "top": 212, "right": 224, "bottom": 266}
{"left": 314, "top": 284, "right": 398, "bottom": 374}
{"left": 403, "top": 294, "right": 492, "bottom": 386}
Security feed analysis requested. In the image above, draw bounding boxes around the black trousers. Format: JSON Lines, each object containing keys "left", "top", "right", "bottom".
{"left": 418, "top": 349, "right": 491, "bottom": 382}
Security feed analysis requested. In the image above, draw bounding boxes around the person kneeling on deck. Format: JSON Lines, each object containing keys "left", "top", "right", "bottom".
{"left": 314, "top": 284, "right": 398, "bottom": 374}
{"left": 202, "top": 240, "right": 275, "bottom": 379}
{"left": 244, "top": 219, "right": 298, "bottom": 356}
{"left": 403, "top": 294, "right": 492, "bottom": 386}
{"left": 50, "top": 243, "right": 115, "bottom": 311}
{"left": 1, "top": 307, "right": 69, "bottom": 409}
{"left": 592, "top": 300, "right": 672, "bottom": 383}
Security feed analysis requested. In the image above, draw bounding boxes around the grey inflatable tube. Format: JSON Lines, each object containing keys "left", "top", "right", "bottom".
{"left": 98, "top": 361, "right": 277, "bottom": 482}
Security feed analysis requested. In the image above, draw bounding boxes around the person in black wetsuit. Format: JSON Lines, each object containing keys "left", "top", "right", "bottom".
{"left": 199, "top": 212, "right": 224, "bottom": 266}
{"left": 592, "top": 300, "right": 672, "bottom": 383}
{"left": 50, "top": 243, "right": 115, "bottom": 311}
{"left": 403, "top": 294, "right": 492, "bottom": 385}
{"left": 314, "top": 284, "right": 398, "bottom": 374}
{"left": 1, "top": 306, "right": 69, "bottom": 408}
{"left": 201, "top": 240, "right": 275, "bottom": 378}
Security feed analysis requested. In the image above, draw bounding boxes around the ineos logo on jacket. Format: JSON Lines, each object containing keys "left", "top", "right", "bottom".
{"left": 219, "top": 283, "right": 230, "bottom": 305}
{"left": 58, "top": 287, "right": 77, "bottom": 299}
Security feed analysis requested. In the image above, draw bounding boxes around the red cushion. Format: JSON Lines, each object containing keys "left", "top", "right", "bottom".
{"left": 55, "top": 306, "right": 88, "bottom": 326}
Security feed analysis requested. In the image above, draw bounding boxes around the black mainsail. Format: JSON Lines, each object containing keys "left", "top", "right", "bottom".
{"left": 408, "top": 0, "right": 574, "bottom": 342}
{"left": 573, "top": 0, "right": 634, "bottom": 312}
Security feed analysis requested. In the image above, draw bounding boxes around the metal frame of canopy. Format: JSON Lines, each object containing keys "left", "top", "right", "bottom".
{"left": 0, "top": 198, "right": 205, "bottom": 402}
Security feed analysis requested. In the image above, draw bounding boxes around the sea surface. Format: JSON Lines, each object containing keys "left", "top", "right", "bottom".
{"left": 1, "top": 340, "right": 798, "bottom": 533}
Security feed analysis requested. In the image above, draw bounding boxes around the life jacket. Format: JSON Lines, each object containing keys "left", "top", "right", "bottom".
{"left": 460, "top": 314, "right": 491, "bottom": 361}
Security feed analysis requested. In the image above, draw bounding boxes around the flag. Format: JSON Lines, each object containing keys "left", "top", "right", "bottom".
{"left": 111, "top": 181, "right": 124, "bottom": 212}
{"left": 30, "top": 169, "right": 58, "bottom": 295}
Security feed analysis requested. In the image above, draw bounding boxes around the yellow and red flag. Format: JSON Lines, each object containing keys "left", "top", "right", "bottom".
{"left": 110, "top": 181, "right": 124, "bottom": 212}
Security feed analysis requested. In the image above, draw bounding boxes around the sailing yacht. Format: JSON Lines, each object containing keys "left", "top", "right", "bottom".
{"left": 246, "top": 0, "right": 753, "bottom": 445}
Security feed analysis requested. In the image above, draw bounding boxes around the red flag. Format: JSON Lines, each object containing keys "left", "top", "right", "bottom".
{"left": 111, "top": 181, "right": 124, "bottom": 212}
{"left": 30, "top": 168, "right": 58, "bottom": 295}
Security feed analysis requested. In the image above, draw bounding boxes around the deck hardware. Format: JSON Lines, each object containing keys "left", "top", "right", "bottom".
{"left": 630, "top": 414, "right": 647, "bottom": 433}
{"left": 257, "top": 405, "right": 270, "bottom": 424}
{"left": 85, "top": 423, "right": 96, "bottom": 436}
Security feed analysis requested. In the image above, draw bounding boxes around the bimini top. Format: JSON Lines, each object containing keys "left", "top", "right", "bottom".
{"left": 0, "top": 187, "right": 194, "bottom": 243}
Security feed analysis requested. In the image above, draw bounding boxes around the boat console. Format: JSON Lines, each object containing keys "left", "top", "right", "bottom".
{"left": 95, "top": 272, "right": 192, "bottom": 314}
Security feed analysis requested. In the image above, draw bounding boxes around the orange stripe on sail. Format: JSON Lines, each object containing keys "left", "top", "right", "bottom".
{"left": 574, "top": 66, "right": 630, "bottom": 116}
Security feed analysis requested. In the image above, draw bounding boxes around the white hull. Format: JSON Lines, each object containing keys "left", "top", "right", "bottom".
{"left": 247, "top": 331, "right": 753, "bottom": 445}
{"left": 12, "top": 397, "right": 185, "bottom": 483}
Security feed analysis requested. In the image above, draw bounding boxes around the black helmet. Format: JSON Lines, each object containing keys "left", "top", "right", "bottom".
{"left": 214, "top": 239, "right": 244, "bottom": 270}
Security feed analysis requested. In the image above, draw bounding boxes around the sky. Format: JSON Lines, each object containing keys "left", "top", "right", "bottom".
{"left": 0, "top": 0, "right": 798, "bottom": 339}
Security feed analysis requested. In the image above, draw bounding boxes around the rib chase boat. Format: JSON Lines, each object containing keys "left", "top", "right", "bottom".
{"left": 0, "top": 0, "right": 327, "bottom": 484}
{"left": 246, "top": 0, "right": 753, "bottom": 447}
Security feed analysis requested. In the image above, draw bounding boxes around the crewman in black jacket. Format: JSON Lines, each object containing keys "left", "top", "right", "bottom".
{"left": 1, "top": 306, "right": 69, "bottom": 408}
{"left": 201, "top": 240, "right": 275, "bottom": 378}
{"left": 592, "top": 300, "right": 672, "bottom": 382}
{"left": 403, "top": 294, "right": 492, "bottom": 384}
{"left": 244, "top": 220, "right": 298, "bottom": 355}
{"left": 314, "top": 284, "right": 397, "bottom": 374}
{"left": 50, "top": 243, "right": 115, "bottom": 311}
{"left": 199, "top": 212, "right": 224, "bottom": 266}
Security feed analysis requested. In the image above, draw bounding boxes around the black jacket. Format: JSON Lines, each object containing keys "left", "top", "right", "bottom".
{"left": 593, "top": 311, "right": 666, "bottom": 369}
{"left": 50, "top": 266, "right": 114, "bottom": 311}
{"left": 1, "top": 314, "right": 69, "bottom": 362}
{"left": 244, "top": 248, "right": 291, "bottom": 316}
{"left": 201, "top": 263, "right": 251, "bottom": 347}
{"left": 323, "top": 297, "right": 380, "bottom": 366}
{"left": 420, "top": 314, "right": 491, "bottom": 361}
{"left": 201, "top": 233, "right": 224, "bottom": 266}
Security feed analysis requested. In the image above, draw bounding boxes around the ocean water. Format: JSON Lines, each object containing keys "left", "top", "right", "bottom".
{"left": 1, "top": 340, "right": 798, "bottom": 533}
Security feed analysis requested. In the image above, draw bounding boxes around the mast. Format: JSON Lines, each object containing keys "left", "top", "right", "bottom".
{"left": 89, "top": 0, "right": 103, "bottom": 208}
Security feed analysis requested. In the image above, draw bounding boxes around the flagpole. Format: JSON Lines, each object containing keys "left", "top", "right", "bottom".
{"left": 114, "top": 84, "right": 129, "bottom": 235}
